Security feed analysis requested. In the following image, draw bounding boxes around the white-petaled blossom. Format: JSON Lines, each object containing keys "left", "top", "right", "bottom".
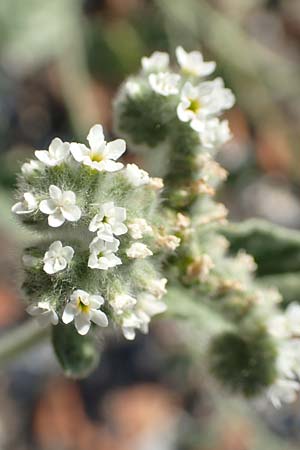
{"left": 128, "top": 218, "right": 152, "bottom": 240}
{"left": 43, "top": 240, "right": 74, "bottom": 275}
{"left": 121, "top": 292, "right": 167, "bottom": 340}
{"left": 39, "top": 185, "right": 81, "bottom": 228}
{"left": 88, "top": 237, "right": 121, "bottom": 270}
{"left": 177, "top": 79, "right": 235, "bottom": 128}
{"left": 21, "top": 159, "right": 44, "bottom": 176}
{"left": 192, "top": 118, "right": 232, "bottom": 150}
{"left": 35, "top": 138, "right": 70, "bottom": 167}
{"left": 148, "top": 72, "right": 180, "bottom": 96}
{"left": 62, "top": 289, "right": 108, "bottom": 335}
{"left": 141, "top": 51, "right": 169, "bottom": 73}
{"left": 121, "top": 312, "right": 144, "bottom": 341}
{"left": 27, "top": 301, "right": 58, "bottom": 327}
{"left": 176, "top": 46, "right": 216, "bottom": 77}
{"left": 89, "top": 202, "right": 127, "bottom": 241}
{"left": 268, "top": 303, "right": 300, "bottom": 339}
{"left": 147, "top": 278, "right": 168, "bottom": 299}
{"left": 110, "top": 293, "right": 137, "bottom": 316}
{"left": 126, "top": 242, "right": 153, "bottom": 259}
{"left": 267, "top": 379, "right": 300, "bottom": 409}
{"left": 11, "top": 192, "right": 38, "bottom": 215}
{"left": 70, "top": 124, "right": 125, "bottom": 172}
{"left": 124, "top": 163, "right": 150, "bottom": 187}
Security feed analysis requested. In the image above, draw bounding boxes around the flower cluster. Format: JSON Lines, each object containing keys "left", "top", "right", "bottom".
{"left": 113, "top": 47, "right": 300, "bottom": 409}
{"left": 115, "top": 46, "right": 234, "bottom": 159}
{"left": 12, "top": 125, "right": 168, "bottom": 352}
{"left": 266, "top": 303, "right": 300, "bottom": 407}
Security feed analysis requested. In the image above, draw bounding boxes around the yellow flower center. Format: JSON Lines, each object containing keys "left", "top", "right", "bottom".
{"left": 77, "top": 297, "right": 90, "bottom": 313}
{"left": 91, "top": 152, "right": 104, "bottom": 162}
{"left": 188, "top": 98, "right": 201, "bottom": 113}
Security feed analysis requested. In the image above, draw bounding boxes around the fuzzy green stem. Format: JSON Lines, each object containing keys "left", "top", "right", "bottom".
{"left": 0, "top": 320, "right": 50, "bottom": 368}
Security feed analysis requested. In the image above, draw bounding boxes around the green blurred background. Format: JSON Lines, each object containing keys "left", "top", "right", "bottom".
{"left": 0, "top": 1, "right": 299, "bottom": 449}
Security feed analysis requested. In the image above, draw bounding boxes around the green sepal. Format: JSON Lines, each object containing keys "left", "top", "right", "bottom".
{"left": 52, "top": 323, "right": 100, "bottom": 379}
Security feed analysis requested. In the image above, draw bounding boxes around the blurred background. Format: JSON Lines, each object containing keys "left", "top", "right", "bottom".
{"left": 0, "top": 0, "right": 299, "bottom": 449}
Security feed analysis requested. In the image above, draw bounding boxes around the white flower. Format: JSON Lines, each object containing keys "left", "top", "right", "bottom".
{"left": 62, "top": 289, "right": 108, "bottom": 335}
{"left": 268, "top": 303, "right": 300, "bottom": 339}
{"left": 148, "top": 72, "right": 180, "bottom": 96}
{"left": 148, "top": 278, "right": 168, "bottom": 299}
{"left": 43, "top": 241, "right": 74, "bottom": 274}
{"left": 192, "top": 118, "right": 232, "bottom": 149}
{"left": 121, "top": 293, "right": 167, "bottom": 340}
{"left": 110, "top": 294, "right": 137, "bottom": 316}
{"left": 70, "top": 124, "right": 125, "bottom": 172}
{"left": 124, "top": 163, "right": 150, "bottom": 187}
{"left": 89, "top": 202, "right": 127, "bottom": 241}
{"left": 267, "top": 379, "right": 300, "bottom": 409}
{"left": 121, "top": 312, "right": 143, "bottom": 341}
{"left": 39, "top": 185, "right": 81, "bottom": 228}
{"left": 141, "top": 51, "right": 169, "bottom": 73}
{"left": 27, "top": 301, "right": 58, "bottom": 327}
{"left": 128, "top": 218, "right": 152, "bottom": 240}
{"left": 21, "top": 159, "right": 44, "bottom": 176}
{"left": 126, "top": 242, "right": 153, "bottom": 259}
{"left": 88, "top": 237, "right": 121, "bottom": 270}
{"left": 12, "top": 192, "right": 38, "bottom": 215}
{"left": 176, "top": 46, "right": 216, "bottom": 77}
{"left": 177, "top": 79, "right": 235, "bottom": 127}
{"left": 35, "top": 138, "right": 70, "bottom": 167}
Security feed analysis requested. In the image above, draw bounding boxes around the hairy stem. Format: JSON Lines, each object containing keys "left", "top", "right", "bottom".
{"left": 0, "top": 320, "right": 50, "bottom": 368}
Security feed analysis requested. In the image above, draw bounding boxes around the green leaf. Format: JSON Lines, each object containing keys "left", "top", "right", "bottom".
{"left": 222, "top": 219, "right": 300, "bottom": 276}
{"left": 222, "top": 219, "right": 300, "bottom": 304}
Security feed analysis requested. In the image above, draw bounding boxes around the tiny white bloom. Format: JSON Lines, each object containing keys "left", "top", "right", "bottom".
{"left": 148, "top": 278, "right": 168, "bottom": 299}
{"left": 141, "top": 51, "right": 169, "bottom": 73}
{"left": 124, "top": 163, "right": 150, "bottom": 187}
{"left": 126, "top": 242, "right": 153, "bottom": 259}
{"left": 268, "top": 303, "right": 300, "bottom": 339}
{"left": 137, "top": 292, "right": 167, "bottom": 332}
{"left": 177, "top": 79, "right": 235, "bottom": 126}
{"left": 70, "top": 124, "right": 125, "bottom": 172}
{"left": 128, "top": 218, "right": 152, "bottom": 240}
{"left": 43, "top": 240, "right": 74, "bottom": 275}
{"left": 35, "top": 138, "right": 70, "bottom": 167}
{"left": 176, "top": 46, "right": 216, "bottom": 77}
{"left": 125, "top": 79, "right": 141, "bottom": 96}
{"left": 148, "top": 72, "right": 180, "bottom": 96}
{"left": 39, "top": 185, "right": 81, "bottom": 228}
{"left": 121, "top": 312, "right": 143, "bottom": 341}
{"left": 27, "top": 301, "right": 58, "bottom": 327}
{"left": 267, "top": 379, "right": 300, "bottom": 409}
{"left": 110, "top": 294, "right": 137, "bottom": 316}
{"left": 62, "top": 289, "right": 108, "bottom": 335}
{"left": 21, "top": 159, "right": 44, "bottom": 176}
{"left": 122, "top": 293, "right": 167, "bottom": 340}
{"left": 88, "top": 237, "right": 121, "bottom": 270}
{"left": 12, "top": 192, "right": 38, "bottom": 215}
{"left": 191, "top": 118, "right": 232, "bottom": 149}
{"left": 89, "top": 202, "right": 127, "bottom": 241}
